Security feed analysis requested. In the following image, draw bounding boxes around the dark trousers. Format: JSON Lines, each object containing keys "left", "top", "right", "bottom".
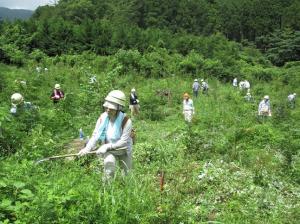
{"left": 193, "top": 90, "right": 199, "bottom": 98}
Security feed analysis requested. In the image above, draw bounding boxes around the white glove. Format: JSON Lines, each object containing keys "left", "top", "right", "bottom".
{"left": 78, "top": 148, "right": 90, "bottom": 157}
{"left": 136, "top": 99, "right": 139, "bottom": 103}
{"left": 96, "top": 144, "right": 111, "bottom": 155}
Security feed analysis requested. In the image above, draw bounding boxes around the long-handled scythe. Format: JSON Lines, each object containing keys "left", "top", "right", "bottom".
{"left": 35, "top": 146, "right": 128, "bottom": 164}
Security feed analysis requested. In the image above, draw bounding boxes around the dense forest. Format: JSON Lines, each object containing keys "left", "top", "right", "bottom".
{"left": 0, "top": 0, "right": 300, "bottom": 223}
{"left": 0, "top": 0, "right": 299, "bottom": 66}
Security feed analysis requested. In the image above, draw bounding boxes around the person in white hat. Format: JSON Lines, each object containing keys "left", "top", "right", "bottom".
{"left": 129, "top": 88, "right": 140, "bottom": 117}
{"left": 233, "top": 78, "right": 238, "bottom": 87}
{"left": 89, "top": 75, "right": 97, "bottom": 84}
{"left": 10, "top": 93, "right": 36, "bottom": 115}
{"left": 192, "top": 79, "right": 200, "bottom": 98}
{"left": 201, "top": 79, "right": 209, "bottom": 95}
{"left": 50, "top": 84, "right": 64, "bottom": 104}
{"left": 36, "top": 66, "right": 41, "bottom": 73}
{"left": 10, "top": 93, "right": 24, "bottom": 114}
{"left": 287, "top": 93, "right": 296, "bottom": 108}
{"left": 78, "top": 90, "right": 133, "bottom": 180}
{"left": 244, "top": 92, "right": 252, "bottom": 102}
{"left": 258, "top": 95, "right": 272, "bottom": 116}
{"left": 239, "top": 80, "right": 250, "bottom": 91}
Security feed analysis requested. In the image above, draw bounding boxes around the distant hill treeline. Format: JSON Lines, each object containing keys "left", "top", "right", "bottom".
{"left": 0, "top": 7, "right": 33, "bottom": 21}
{"left": 0, "top": 0, "right": 299, "bottom": 66}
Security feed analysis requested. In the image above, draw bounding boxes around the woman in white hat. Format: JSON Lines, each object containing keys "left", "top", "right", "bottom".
{"left": 50, "top": 84, "right": 64, "bottom": 104}
{"left": 258, "top": 95, "right": 272, "bottom": 116}
{"left": 79, "top": 90, "right": 133, "bottom": 180}
{"left": 10, "top": 93, "right": 24, "bottom": 114}
{"left": 10, "top": 93, "right": 38, "bottom": 117}
{"left": 129, "top": 88, "right": 140, "bottom": 117}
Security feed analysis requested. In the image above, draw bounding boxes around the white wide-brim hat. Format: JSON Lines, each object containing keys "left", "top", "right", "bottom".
{"left": 103, "top": 101, "right": 119, "bottom": 110}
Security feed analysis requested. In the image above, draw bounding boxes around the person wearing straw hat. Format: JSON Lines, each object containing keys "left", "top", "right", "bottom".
{"left": 258, "top": 95, "right": 272, "bottom": 116}
{"left": 50, "top": 83, "right": 64, "bottom": 104}
{"left": 78, "top": 90, "right": 133, "bottom": 180}
{"left": 182, "top": 93, "right": 195, "bottom": 122}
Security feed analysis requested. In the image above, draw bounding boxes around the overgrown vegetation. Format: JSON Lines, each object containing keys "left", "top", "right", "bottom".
{"left": 0, "top": 0, "right": 300, "bottom": 223}
{"left": 0, "top": 46, "right": 299, "bottom": 222}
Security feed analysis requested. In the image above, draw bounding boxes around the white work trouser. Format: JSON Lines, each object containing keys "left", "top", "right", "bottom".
{"left": 184, "top": 110, "right": 193, "bottom": 122}
{"left": 103, "top": 151, "right": 132, "bottom": 179}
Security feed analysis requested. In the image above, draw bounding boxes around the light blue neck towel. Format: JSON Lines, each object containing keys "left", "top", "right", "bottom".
{"left": 98, "top": 111, "right": 124, "bottom": 143}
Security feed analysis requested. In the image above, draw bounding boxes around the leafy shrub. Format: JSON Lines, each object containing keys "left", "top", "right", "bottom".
{"left": 0, "top": 44, "right": 25, "bottom": 66}
{"left": 29, "top": 49, "right": 47, "bottom": 63}
{"left": 203, "top": 58, "right": 225, "bottom": 79}
{"left": 115, "top": 49, "right": 141, "bottom": 73}
{"left": 140, "top": 48, "right": 168, "bottom": 78}
{"left": 179, "top": 51, "right": 205, "bottom": 75}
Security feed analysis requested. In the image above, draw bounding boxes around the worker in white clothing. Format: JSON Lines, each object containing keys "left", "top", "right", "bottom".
{"left": 239, "top": 80, "right": 250, "bottom": 91}
{"left": 258, "top": 95, "right": 272, "bottom": 116}
{"left": 287, "top": 93, "right": 296, "bottom": 108}
{"left": 201, "top": 79, "right": 209, "bottom": 95}
{"left": 89, "top": 75, "right": 97, "bottom": 84}
{"left": 233, "top": 78, "right": 238, "bottom": 87}
{"left": 78, "top": 90, "right": 133, "bottom": 180}
{"left": 244, "top": 92, "right": 252, "bottom": 102}
{"left": 182, "top": 93, "right": 194, "bottom": 122}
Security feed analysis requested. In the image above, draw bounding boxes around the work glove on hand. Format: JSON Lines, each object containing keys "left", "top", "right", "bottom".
{"left": 96, "top": 144, "right": 111, "bottom": 155}
{"left": 78, "top": 148, "right": 90, "bottom": 157}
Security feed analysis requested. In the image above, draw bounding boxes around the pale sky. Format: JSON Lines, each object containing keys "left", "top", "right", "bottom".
{"left": 0, "top": 0, "right": 57, "bottom": 10}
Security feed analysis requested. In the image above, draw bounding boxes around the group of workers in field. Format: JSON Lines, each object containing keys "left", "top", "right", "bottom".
{"left": 8, "top": 74, "right": 297, "bottom": 181}
{"left": 10, "top": 84, "right": 65, "bottom": 115}
{"left": 183, "top": 77, "right": 297, "bottom": 123}
{"left": 9, "top": 81, "right": 140, "bottom": 180}
{"left": 233, "top": 77, "right": 296, "bottom": 116}
{"left": 182, "top": 79, "right": 209, "bottom": 122}
{"left": 183, "top": 79, "right": 209, "bottom": 122}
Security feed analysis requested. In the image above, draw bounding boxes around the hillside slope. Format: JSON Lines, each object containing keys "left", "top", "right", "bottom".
{"left": 0, "top": 7, "right": 33, "bottom": 20}
{"left": 0, "top": 55, "right": 299, "bottom": 223}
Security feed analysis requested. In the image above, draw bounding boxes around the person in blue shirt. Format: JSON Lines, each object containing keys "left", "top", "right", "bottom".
{"left": 192, "top": 79, "right": 200, "bottom": 98}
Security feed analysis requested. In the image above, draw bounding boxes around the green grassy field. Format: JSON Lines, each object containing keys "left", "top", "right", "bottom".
{"left": 0, "top": 56, "right": 300, "bottom": 223}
